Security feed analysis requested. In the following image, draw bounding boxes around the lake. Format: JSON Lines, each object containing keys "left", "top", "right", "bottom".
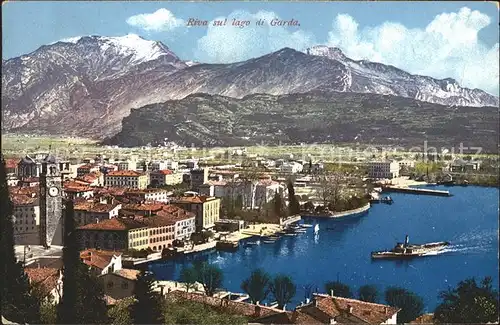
{"left": 149, "top": 185, "right": 499, "bottom": 312}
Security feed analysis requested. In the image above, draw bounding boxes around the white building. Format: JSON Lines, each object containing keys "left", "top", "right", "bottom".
{"left": 280, "top": 162, "right": 304, "bottom": 174}
{"left": 398, "top": 159, "right": 416, "bottom": 168}
{"left": 368, "top": 161, "right": 400, "bottom": 179}
{"left": 12, "top": 193, "right": 40, "bottom": 245}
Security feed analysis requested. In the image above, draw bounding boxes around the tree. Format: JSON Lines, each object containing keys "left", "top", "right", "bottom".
{"left": 385, "top": 286, "right": 424, "bottom": 323}
{"left": 241, "top": 269, "right": 271, "bottom": 304}
{"left": 272, "top": 192, "right": 284, "bottom": 219}
{"left": 325, "top": 281, "right": 352, "bottom": 298}
{"left": 315, "top": 172, "right": 342, "bottom": 207}
{"left": 108, "top": 296, "right": 135, "bottom": 325}
{"left": 131, "top": 270, "right": 164, "bottom": 324}
{"left": 179, "top": 266, "right": 198, "bottom": 293}
{"left": 358, "top": 285, "right": 379, "bottom": 303}
{"left": 0, "top": 157, "right": 41, "bottom": 324}
{"left": 287, "top": 181, "right": 300, "bottom": 216}
{"left": 235, "top": 194, "right": 244, "bottom": 210}
{"left": 269, "top": 274, "right": 296, "bottom": 310}
{"left": 193, "top": 261, "right": 223, "bottom": 297}
{"left": 57, "top": 199, "right": 108, "bottom": 324}
{"left": 434, "top": 276, "right": 499, "bottom": 323}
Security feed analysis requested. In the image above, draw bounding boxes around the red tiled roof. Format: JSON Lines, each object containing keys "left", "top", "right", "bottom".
{"left": 173, "top": 196, "right": 217, "bottom": 204}
{"left": 10, "top": 194, "right": 37, "bottom": 206}
{"left": 5, "top": 159, "right": 19, "bottom": 169}
{"left": 77, "top": 164, "right": 97, "bottom": 170}
{"left": 122, "top": 203, "right": 165, "bottom": 212}
{"left": 106, "top": 170, "right": 143, "bottom": 177}
{"left": 76, "top": 172, "right": 101, "bottom": 183}
{"left": 8, "top": 186, "right": 39, "bottom": 196}
{"left": 75, "top": 202, "right": 120, "bottom": 213}
{"left": 80, "top": 249, "right": 121, "bottom": 270}
{"left": 114, "top": 268, "right": 140, "bottom": 281}
{"left": 153, "top": 169, "right": 173, "bottom": 175}
{"left": 303, "top": 294, "right": 400, "bottom": 324}
{"left": 77, "top": 218, "right": 145, "bottom": 231}
{"left": 24, "top": 267, "right": 60, "bottom": 297}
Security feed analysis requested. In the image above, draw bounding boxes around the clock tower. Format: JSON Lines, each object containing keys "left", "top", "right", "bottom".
{"left": 39, "top": 154, "right": 64, "bottom": 248}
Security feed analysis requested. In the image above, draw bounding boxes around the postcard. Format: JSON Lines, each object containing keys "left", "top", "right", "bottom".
{"left": 1, "top": 1, "right": 498, "bottom": 324}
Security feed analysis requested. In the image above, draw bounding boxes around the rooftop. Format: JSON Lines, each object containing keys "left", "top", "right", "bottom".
{"left": 24, "top": 267, "right": 60, "bottom": 297}
{"left": 173, "top": 195, "right": 217, "bottom": 204}
{"left": 114, "top": 268, "right": 140, "bottom": 281}
{"left": 77, "top": 217, "right": 146, "bottom": 231}
{"left": 80, "top": 249, "right": 121, "bottom": 270}
{"left": 106, "top": 170, "right": 144, "bottom": 177}
{"left": 152, "top": 169, "right": 173, "bottom": 175}
{"left": 74, "top": 202, "right": 120, "bottom": 213}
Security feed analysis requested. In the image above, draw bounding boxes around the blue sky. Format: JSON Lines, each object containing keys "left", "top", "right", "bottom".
{"left": 2, "top": 1, "right": 499, "bottom": 94}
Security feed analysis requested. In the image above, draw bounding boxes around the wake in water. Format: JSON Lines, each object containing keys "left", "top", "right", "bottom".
{"left": 424, "top": 229, "right": 498, "bottom": 256}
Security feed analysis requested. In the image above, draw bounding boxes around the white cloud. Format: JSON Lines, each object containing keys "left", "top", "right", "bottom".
{"left": 326, "top": 7, "right": 499, "bottom": 95}
{"left": 194, "top": 10, "right": 316, "bottom": 63}
{"left": 126, "top": 8, "right": 184, "bottom": 32}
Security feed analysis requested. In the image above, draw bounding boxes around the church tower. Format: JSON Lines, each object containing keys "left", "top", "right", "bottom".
{"left": 39, "top": 154, "right": 64, "bottom": 247}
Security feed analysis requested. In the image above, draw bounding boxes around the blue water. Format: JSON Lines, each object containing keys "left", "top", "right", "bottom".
{"left": 149, "top": 185, "right": 499, "bottom": 312}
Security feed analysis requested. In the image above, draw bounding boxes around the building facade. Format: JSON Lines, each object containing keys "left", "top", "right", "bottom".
{"left": 368, "top": 161, "right": 400, "bottom": 179}
{"left": 172, "top": 196, "right": 221, "bottom": 231}
{"left": 190, "top": 168, "right": 209, "bottom": 191}
{"left": 104, "top": 170, "right": 148, "bottom": 189}
{"left": 149, "top": 170, "right": 184, "bottom": 187}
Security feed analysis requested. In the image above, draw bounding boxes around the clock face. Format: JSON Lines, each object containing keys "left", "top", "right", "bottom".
{"left": 49, "top": 187, "right": 59, "bottom": 197}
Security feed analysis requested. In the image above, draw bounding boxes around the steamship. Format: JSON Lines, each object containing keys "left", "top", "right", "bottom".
{"left": 371, "top": 235, "right": 450, "bottom": 259}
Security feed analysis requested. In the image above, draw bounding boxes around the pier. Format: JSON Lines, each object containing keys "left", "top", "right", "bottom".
{"left": 382, "top": 186, "right": 451, "bottom": 196}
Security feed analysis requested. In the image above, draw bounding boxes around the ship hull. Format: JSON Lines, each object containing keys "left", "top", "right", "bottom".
{"left": 371, "top": 241, "right": 449, "bottom": 259}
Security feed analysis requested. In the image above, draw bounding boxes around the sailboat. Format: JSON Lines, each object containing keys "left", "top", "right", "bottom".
{"left": 314, "top": 224, "right": 320, "bottom": 234}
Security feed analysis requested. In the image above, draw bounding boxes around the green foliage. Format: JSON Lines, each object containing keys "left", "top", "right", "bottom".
{"left": 57, "top": 199, "right": 109, "bottom": 324}
{"left": 287, "top": 181, "right": 300, "bottom": 216}
{"left": 131, "top": 270, "right": 164, "bottom": 324}
{"left": 39, "top": 299, "right": 57, "bottom": 324}
{"left": 241, "top": 269, "right": 272, "bottom": 304}
{"left": 385, "top": 286, "right": 424, "bottom": 323}
{"left": 358, "top": 285, "right": 379, "bottom": 303}
{"left": 179, "top": 266, "right": 199, "bottom": 293}
{"left": 272, "top": 192, "right": 284, "bottom": 218}
{"left": 108, "top": 297, "right": 135, "bottom": 325}
{"left": 235, "top": 194, "right": 244, "bottom": 210}
{"left": 269, "top": 274, "right": 296, "bottom": 310}
{"left": 192, "top": 261, "right": 224, "bottom": 297}
{"left": 434, "top": 276, "right": 499, "bottom": 323}
{"left": 325, "top": 281, "right": 353, "bottom": 298}
{"left": 163, "top": 300, "right": 248, "bottom": 325}
{"left": 0, "top": 157, "right": 41, "bottom": 324}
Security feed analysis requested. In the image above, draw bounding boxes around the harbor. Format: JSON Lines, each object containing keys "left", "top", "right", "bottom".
{"left": 149, "top": 185, "right": 498, "bottom": 311}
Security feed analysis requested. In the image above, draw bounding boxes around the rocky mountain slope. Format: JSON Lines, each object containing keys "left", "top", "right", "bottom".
{"left": 2, "top": 35, "right": 498, "bottom": 138}
{"left": 107, "top": 91, "right": 499, "bottom": 152}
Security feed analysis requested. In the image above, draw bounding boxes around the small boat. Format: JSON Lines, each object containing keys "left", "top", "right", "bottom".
{"left": 371, "top": 235, "right": 450, "bottom": 259}
{"left": 314, "top": 224, "right": 320, "bottom": 234}
{"left": 262, "top": 239, "right": 276, "bottom": 244}
{"left": 216, "top": 240, "right": 239, "bottom": 252}
{"left": 245, "top": 241, "right": 259, "bottom": 246}
{"left": 300, "top": 224, "right": 313, "bottom": 228}
{"left": 294, "top": 228, "right": 307, "bottom": 233}
{"left": 285, "top": 233, "right": 298, "bottom": 236}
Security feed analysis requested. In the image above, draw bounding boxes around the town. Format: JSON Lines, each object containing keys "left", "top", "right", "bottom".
{"left": 2, "top": 145, "right": 498, "bottom": 324}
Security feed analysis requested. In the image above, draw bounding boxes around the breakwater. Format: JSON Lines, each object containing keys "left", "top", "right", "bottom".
{"left": 302, "top": 203, "right": 371, "bottom": 219}
{"left": 383, "top": 186, "right": 451, "bottom": 196}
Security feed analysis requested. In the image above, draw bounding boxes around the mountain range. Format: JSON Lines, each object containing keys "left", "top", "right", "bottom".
{"left": 2, "top": 34, "right": 498, "bottom": 143}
